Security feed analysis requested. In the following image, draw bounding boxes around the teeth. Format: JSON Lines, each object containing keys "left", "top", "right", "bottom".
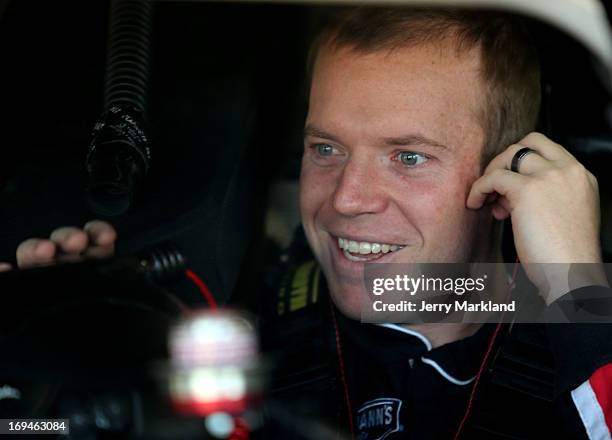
{"left": 359, "top": 242, "right": 371, "bottom": 255}
{"left": 343, "top": 249, "right": 370, "bottom": 262}
{"left": 337, "top": 237, "right": 404, "bottom": 255}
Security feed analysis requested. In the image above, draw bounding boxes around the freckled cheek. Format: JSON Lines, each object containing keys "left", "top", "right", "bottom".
{"left": 300, "top": 164, "right": 339, "bottom": 204}
{"left": 391, "top": 179, "right": 473, "bottom": 227}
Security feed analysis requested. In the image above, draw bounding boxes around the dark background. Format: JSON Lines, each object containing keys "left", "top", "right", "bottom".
{"left": 0, "top": 1, "right": 611, "bottom": 309}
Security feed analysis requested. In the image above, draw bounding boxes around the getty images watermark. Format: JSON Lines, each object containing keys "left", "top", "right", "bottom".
{"left": 361, "top": 263, "right": 612, "bottom": 324}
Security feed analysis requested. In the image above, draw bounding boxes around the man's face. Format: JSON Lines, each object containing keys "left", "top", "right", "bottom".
{"left": 300, "top": 41, "right": 492, "bottom": 319}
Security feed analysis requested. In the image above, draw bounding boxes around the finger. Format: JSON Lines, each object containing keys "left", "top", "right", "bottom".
{"left": 49, "top": 227, "right": 89, "bottom": 253}
{"left": 83, "top": 220, "right": 117, "bottom": 247}
{"left": 492, "top": 204, "right": 510, "bottom": 220}
{"left": 519, "top": 132, "right": 575, "bottom": 161}
{"left": 483, "top": 134, "right": 571, "bottom": 177}
{"left": 16, "top": 239, "right": 57, "bottom": 267}
{"left": 467, "top": 169, "right": 528, "bottom": 210}
{"left": 83, "top": 243, "right": 115, "bottom": 259}
{"left": 82, "top": 220, "right": 116, "bottom": 259}
{"left": 0, "top": 262, "right": 12, "bottom": 272}
{"left": 485, "top": 146, "right": 551, "bottom": 176}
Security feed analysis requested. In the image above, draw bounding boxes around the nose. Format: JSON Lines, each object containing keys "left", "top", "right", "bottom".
{"left": 332, "top": 157, "right": 388, "bottom": 216}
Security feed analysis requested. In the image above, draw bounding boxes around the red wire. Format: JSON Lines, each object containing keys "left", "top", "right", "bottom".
{"left": 329, "top": 261, "right": 521, "bottom": 440}
{"left": 228, "top": 417, "right": 250, "bottom": 440}
{"left": 452, "top": 318, "right": 504, "bottom": 439}
{"left": 330, "top": 302, "right": 356, "bottom": 440}
{"left": 185, "top": 269, "right": 218, "bottom": 310}
{"left": 453, "top": 260, "right": 521, "bottom": 440}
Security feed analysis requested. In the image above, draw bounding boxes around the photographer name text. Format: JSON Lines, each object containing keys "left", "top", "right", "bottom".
{"left": 371, "top": 299, "right": 516, "bottom": 314}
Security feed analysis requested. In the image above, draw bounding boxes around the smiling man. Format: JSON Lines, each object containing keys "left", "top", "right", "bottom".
{"left": 8, "top": 6, "right": 612, "bottom": 440}
{"left": 301, "top": 22, "right": 491, "bottom": 322}
{"left": 272, "top": 7, "right": 611, "bottom": 439}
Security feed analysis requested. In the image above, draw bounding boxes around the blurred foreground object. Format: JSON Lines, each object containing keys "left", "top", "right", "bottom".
{"left": 169, "top": 310, "right": 263, "bottom": 438}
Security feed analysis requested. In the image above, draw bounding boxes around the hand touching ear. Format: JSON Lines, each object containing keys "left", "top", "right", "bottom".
{"left": 467, "top": 132, "right": 604, "bottom": 302}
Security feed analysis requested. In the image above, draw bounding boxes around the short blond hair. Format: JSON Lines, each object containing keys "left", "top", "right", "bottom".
{"left": 308, "top": 7, "right": 541, "bottom": 165}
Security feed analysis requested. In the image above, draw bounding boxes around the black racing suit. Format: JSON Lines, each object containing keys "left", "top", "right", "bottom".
{"left": 260, "top": 232, "right": 612, "bottom": 439}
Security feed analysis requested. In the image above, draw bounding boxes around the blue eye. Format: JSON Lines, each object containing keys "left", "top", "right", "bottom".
{"left": 307, "top": 142, "right": 344, "bottom": 167}
{"left": 316, "top": 144, "right": 335, "bottom": 156}
{"left": 397, "top": 151, "right": 427, "bottom": 167}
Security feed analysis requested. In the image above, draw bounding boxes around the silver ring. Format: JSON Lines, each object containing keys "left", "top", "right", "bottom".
{"left": 511, "top": 147, "right": 535, "bottom": 173}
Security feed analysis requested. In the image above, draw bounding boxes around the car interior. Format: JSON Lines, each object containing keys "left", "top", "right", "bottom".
{"left": 0, "top": 0, "right": 611, "bottom": 438}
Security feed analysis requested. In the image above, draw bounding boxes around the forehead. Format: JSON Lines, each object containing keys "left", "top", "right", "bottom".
{"left": 308, "top": 42, "right": 485, "bottom": 150}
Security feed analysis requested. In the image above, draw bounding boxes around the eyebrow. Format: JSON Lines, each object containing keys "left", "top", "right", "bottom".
{"left": 383, "top": 134, "right": 449, "bottom": 150}
{"left": 303, "top": 125, "right": 341, "bottom": 143}
{"left": 304, "top": 124, "right": 449, "bottom": 151}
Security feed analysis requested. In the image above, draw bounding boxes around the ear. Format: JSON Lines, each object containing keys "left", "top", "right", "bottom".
{"left": 471, "top": 204, "right": 504, "bottom": 262}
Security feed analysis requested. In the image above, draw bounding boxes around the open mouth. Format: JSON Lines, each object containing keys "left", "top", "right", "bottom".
{"left": 336, "top": 237, "right": 405, "bottom": 262}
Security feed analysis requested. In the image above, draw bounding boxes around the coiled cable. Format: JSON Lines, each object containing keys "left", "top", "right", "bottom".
{"left": 86, "top": 0, "right": 154, "bottom": 217}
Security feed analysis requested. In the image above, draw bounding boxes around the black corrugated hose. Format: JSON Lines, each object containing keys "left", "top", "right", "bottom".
{"left": 86, "top": 0, "right": 154, "bottom": 217}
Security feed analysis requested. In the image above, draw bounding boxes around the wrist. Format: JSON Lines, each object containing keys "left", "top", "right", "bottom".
{"left": 540, "top": 263, "right": 608, "bottom": 305}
